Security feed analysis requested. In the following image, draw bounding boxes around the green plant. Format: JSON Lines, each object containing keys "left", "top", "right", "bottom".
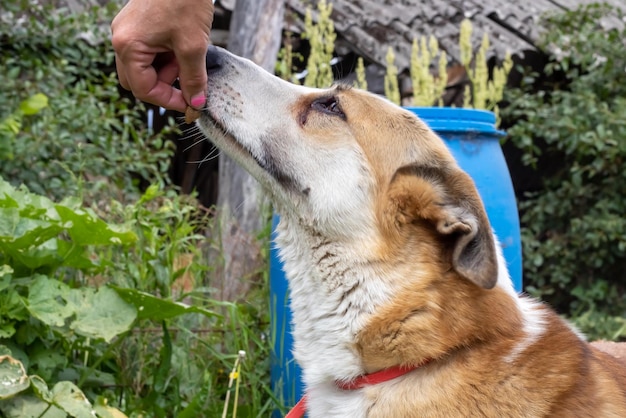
{"left": 410, "top": 36, "right": 447, "bottom": 107}
{"left": 302, "top": 0, "right": 336, "bottom": 88}
{"left": 0, "top": 177, "right": 136, "bottom": 417}
{"left": 0, "top": 3, "right": 277, "bottom": 415}
{"left": 102, "top": 185, "right": 275, "bottom": 416}
{"left": 384, "top": 47, "right": 401, "bottom": 105}
{"left": 503, "top": 3, "right": 626, "bottom": 340}
{"left": 354, "top": 57, "right": 368, "bottom": 90}
{"left": 275, "top": 32, "right": 296, "bottom": 83}
{"left": 0, "top": 177, "right": 275, "bottom": 416}
{"left": 459, "top": 20, "right": 512, "bottom": 118}
{"left": 384, "top": 19, "right": 512, "bottom": 117}
{"left": 0, "top": 93, "right": 48, "bottom": 160}
{"left": 0, "top": 1, "right": 175, "bottom": 205}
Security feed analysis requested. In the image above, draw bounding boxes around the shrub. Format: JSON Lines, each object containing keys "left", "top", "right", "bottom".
{"left": 0, "top": 178, "right": 275, "bottom": 416}
{"left": 0, "top": 2, "right": 276, "bottom": 416}
{"left": 0, "top": 1, "right": 174, "bottom": 204}
{"left": 503, "top": 3, "right": 626, "bottom": 340}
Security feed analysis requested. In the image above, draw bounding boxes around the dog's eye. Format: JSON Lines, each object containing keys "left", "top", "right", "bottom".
{"left": 312, "top": 96, "right": 345, "bottom": 119}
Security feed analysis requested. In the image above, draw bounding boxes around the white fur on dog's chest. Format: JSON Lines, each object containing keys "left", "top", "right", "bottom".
{"left": 275, "top": 219, "right": 393, "bottom": 388}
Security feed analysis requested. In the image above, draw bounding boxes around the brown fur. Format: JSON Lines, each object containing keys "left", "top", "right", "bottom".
{"left": 353, "top": 147, "right": 626, "bottom": 415}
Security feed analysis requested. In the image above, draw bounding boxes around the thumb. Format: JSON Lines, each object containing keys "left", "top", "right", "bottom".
{"left": 177, "top": 40, "right": 209, "bottom": 109}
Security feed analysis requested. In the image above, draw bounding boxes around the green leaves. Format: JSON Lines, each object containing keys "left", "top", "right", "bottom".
{"left": 0, "top": 3, "right": 275, "bottom": 414}
{"left": 503, "top": 4, "right": 626, "bottom": 340}
{"left": 18, "top": 94, "right": 48, "bottom": 116}
{"left": 0, "top": 352, "right": 30, "bottom": 400}
{"left": 0, "top": 94, "right": 49, "bottom": 160}
{"left": 112, "top": 287, "right": 219, "bottom": 322}
{"left": 0, "top": 348, "right": 128, "bottom": 418}
{"left": 0, "top": 178, "right": 137, "bottom": 274}
{"left": 27, "top": 277, "right": 137, "bottom": 343}
{"left": 0, "top": 2, "right": 176, "bottom": 204}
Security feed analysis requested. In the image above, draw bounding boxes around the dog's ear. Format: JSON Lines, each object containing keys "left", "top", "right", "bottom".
{"left": 388, "top": 165, "right": 498, "bottom": 289}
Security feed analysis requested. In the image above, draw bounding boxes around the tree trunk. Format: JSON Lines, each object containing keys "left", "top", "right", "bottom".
{"left": 213, "top": 0, "right": 285, "bottom": 301}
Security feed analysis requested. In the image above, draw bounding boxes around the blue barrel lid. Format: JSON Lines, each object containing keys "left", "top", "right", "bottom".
{"left": 405, "top": 107, "right": 505, "bottom": 137}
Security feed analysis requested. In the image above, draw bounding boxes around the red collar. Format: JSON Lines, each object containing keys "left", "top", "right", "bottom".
{"left": 285, "top": 360, "right": 431, "bottom": 418}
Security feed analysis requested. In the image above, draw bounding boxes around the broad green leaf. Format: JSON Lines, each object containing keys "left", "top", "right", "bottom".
{"left": 0, "top": 180, "right": 58, "bottom": 220}
{"left": 55, "top": 205, "right": 136, "bottom": 246}
{"left": 112, "top": 286, "right": 220, "bottom": 321}
{"left": 175, "top": 390, "right": 205, "bottom": 418}
{"left": 0, "top": 288, "right": 27, "bottom": 339}
{"left": 62, "top": 367, "right": 115, "bottom": 388}
{"left": 93, "top": 402, "right": 128, "bottom": 418}
{"left": 50, "top": 381, "right": 94, "bottom": 418}
{"left": 19, "top": 93, "right": 48, "bottom": 116}
{"left": 29, "top": 375, "right": 53, "bottom": 403}
{"left": 0, "top": 344, "right": 27, "bottom": 370}
{"left": 0, "top": 394, "right": 66, "bottom": 418}
{"left": 53, "top": 239, "right": 97, "bottom": 270}
{"left": 26, "top": 276, "right": 73, "bottom": 328}
{"left": 0, "top": 354, "right": 29, "bottom": 400}
{"left": 69, "top": 286, "right": 137, "bottom": 343}
{"left": 0, "top": 207, "right": 61, "bottom": 249}
{"left": 30, "top": 349, "right": 67, "bottom": 382}
{"left": 27, "top": 277, "right": 137, "bottom": 342}
{"left": 0, "top": 323, "right": 16, "bottom": 339}
{"left": 0, "top": 179, "right": 134, "bottom": 272}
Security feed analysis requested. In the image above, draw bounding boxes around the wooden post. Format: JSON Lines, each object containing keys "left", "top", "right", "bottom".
{"left": 213, "top": 0, "right": 286, "bottom": 301}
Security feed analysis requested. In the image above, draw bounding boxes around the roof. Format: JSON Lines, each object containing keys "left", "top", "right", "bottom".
{"left": 223, "top": 0, "right": 625, "bottom": 73}
{"left": 40, "top": 1, "right": 626, "bottom": 74}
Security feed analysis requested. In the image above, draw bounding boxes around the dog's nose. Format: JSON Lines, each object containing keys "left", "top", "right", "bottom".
{"left": 206, "top": 45, "right": 223, "bottom": 74}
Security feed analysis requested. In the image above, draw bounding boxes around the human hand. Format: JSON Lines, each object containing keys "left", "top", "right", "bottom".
{"left": 111, "top": 0, "right": 214, "bottom": 112}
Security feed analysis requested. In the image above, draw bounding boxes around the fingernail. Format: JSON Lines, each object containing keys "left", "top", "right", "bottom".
{"left": 190, "top": 94, "right": 206, "bottom": 109}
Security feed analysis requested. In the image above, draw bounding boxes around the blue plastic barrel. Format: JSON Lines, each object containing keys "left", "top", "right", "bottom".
{"left": 269, "top": 107, "right": 522, "bottom": 413}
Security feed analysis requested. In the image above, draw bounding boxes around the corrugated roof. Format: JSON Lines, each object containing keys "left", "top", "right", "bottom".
{"left": 284, "top": 0, "right": 625, "bottom": 72}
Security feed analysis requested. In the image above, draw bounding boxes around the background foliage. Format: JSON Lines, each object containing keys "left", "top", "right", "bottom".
{"left": 503, "top": 3, "right": 626, "bottom": 340}
{"left": 0, "top": 1, "right": 172, "bottom": 204}
{"left": 0, "top": 1, "right": 275, "bottom": 416}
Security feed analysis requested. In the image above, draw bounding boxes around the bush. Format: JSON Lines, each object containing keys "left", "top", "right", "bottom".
{"left": 0, "top": 2, "right": 276, "bottom": 416}
{"left": 0, "top": 1, "right": 174, "bottom": 204}
{"left": 0, "top": 179, "right": 275, "bottom": 416}
{"left": 503, "top": 3, "right": 626, "bottom": 340}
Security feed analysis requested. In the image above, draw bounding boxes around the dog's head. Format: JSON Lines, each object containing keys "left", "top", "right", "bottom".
{"left": 198, "top": 46, "right": 497, "bottom": 289}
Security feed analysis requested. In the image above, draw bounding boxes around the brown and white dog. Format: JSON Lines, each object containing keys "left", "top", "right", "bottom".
{"left": 197, "top": 46, "right": 626, "bottom": 417}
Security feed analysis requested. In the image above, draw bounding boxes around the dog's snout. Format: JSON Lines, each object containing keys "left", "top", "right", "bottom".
{"left": 206, "top": 45, "right": 223, "bottom": 74}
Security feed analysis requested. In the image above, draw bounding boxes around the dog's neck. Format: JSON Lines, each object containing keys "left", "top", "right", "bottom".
{"left": 274, "top": 215, "right": 524, "bottom": 386}
{"left": 274, "top": 216, "right": 394, "bottom": 385}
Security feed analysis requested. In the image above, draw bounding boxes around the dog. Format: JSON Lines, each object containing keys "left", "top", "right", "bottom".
{"left": 197, "top": 45, "right": 626, "bottom": 417}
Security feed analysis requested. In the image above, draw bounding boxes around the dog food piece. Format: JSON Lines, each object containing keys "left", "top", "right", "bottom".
{"left": 185, "top": 106, "right": 201, "bottom": 124}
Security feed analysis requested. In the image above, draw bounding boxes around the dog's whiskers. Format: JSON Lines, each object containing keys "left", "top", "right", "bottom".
{"left": 179, "top": 124, "right": 202, "bottom": 139}
{"left": 182, "top": 136, "right": 208, "bottom": 153}
{"left": 187, "top": 147, "right": 221, "bottom": 166}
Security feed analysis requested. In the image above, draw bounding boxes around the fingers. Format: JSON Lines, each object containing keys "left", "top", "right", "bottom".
{"left": 175, "top": 38, "right": 210, "bottom": 109}
{"left": 115, "top": 44, "right": 188, "bottom": 112}
{"left": 110, "top": 0, "right": 214, "bottom": 112}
